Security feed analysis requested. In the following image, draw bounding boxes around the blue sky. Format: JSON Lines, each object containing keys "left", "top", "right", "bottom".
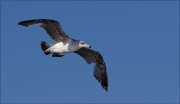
{"left": 1, "top": 1, "right": 179, "bottom": 103}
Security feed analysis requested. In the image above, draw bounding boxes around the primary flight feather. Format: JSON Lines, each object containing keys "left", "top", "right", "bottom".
{"left": 18, "top": 19, "right": 108, "bottom": 91}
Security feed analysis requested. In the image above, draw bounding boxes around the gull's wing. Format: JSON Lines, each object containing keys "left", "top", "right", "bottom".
{"left": 74, "top": 48, "right": 108, "bottom": 91}
{"left": 18, "top": 19, "right": 69, "bottom": 42}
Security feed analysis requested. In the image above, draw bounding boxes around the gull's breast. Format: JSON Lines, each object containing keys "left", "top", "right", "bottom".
{"left": 50, "top": 42, "right": 70, "bottom": 53}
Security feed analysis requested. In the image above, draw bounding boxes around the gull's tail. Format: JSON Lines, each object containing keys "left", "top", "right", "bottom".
{"left": 40, "top": 41, "right": 52, "bottom": 55}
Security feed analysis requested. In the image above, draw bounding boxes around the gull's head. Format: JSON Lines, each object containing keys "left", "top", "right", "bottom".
{"left": 78, "top": 41, "right": 91, "bottom": 48}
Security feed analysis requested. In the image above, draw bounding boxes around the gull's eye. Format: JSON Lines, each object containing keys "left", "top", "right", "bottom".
{"left": 80, "top": 42, "right": 84, "bottom": 45}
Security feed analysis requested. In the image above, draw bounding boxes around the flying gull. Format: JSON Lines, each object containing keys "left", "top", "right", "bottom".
{"left": 18, "top": 19, "right": 108, "bottom": 91}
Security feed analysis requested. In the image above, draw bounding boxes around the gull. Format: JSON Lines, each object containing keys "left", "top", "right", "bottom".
{"left": 18, "top": 19, "right": 108, "bottom": 91}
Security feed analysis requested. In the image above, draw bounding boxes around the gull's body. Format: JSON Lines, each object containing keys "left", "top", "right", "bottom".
{"left": 43, "top": 38, "right": 82, "bottom": 56}
{"left": 18, "top": 19, "right": 108, "bottom": 91}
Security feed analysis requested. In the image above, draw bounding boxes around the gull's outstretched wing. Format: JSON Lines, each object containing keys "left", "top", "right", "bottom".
{"left": 18, "top": 19, "right": 69, "bottom": 42}
{"left": 74, "top": 48, "right": 108, "bottom": 91}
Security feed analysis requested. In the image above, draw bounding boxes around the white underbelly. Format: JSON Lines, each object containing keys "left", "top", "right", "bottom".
{"left": 50, "top": 42, "right": 70, "bottom": 53}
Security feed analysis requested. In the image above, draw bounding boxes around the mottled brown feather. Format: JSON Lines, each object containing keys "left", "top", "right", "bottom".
{"left": 18, "top": 19, "right": 69, "bottom": 42}
{"left": 74, "top": 48, "right": 108, "bottom": 91}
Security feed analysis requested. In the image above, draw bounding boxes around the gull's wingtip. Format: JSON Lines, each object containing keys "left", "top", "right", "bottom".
{"left": 18, "top": 21, "right": 27, "bottom": 26}
{"left": 104, "top": 87, "right": 108, "bottom": 92}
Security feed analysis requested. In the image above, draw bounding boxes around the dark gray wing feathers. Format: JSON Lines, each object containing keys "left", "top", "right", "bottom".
{"left": 74, "top": 48, "right": 108, "bottom": 91}
{"left": 18, "top": 19, "right": 69, "bottom": 42}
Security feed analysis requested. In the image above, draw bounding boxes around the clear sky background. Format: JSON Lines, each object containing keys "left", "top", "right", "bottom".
{"left": 1, "top": 1, "right": 179, "bottom": 103}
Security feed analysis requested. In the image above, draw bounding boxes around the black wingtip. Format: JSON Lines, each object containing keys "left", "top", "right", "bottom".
{"left": 17, "top": 22, "right": 21, "bottom": 25}
{"left": 18, "top": 19, "right": 57, "bottom": 26}
{"left": 104, "top": 87, "right": 108, "bottom": 92}
{"left": 18, "top": 21, "right": 28, "bottom": 26}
